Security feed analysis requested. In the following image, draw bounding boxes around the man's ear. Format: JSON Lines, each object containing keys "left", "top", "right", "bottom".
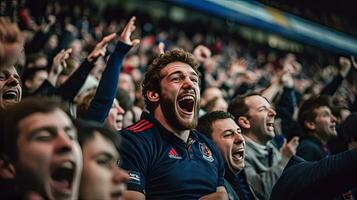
{"left": 146, "top": 90, "right": 159, "bottom": 102}
{"left": 0, "top": 159, "right": 15, "bottom": 179}
{"left": 237, "top": 116, "right": 250, "bottom": 129}
{"left": 304, "top": 121, "right": 316, "bottom": 131}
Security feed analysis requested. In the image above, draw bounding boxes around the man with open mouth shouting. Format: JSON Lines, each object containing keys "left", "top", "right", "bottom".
{"left": 197, "top": 111, "right": 257, "bottom": 200}
{"left": 1, "top": 96, "right": 82, "bottom": 200}
{"left": 0, "top": 65, "right": 22, "bottom": 110}
{"left": 118, "top": 49, "right": 228, "bottom": 200}
{"left": 228, "top": 93, "right": 299, "bottom": 200}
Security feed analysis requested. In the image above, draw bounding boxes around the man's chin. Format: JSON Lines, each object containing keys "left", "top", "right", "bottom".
{"left": 3, "top": 100, "right": 19, "bottom": 108}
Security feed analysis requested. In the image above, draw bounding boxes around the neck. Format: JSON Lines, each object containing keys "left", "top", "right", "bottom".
{"left": 309, "top": 132, "right": 327, "bottom": 145}
{"left": 153, "top": 109, "right": 190, "bottom": 143}
{"left": 245, "top": 131, "right": 268, "bottom": 145}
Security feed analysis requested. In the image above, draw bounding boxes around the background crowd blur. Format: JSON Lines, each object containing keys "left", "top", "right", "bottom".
{"left": 1, "top": 0, "right": 357, "bottom": 199}
{"left": 2, "top": 0, "right": 356, "bottom": 127}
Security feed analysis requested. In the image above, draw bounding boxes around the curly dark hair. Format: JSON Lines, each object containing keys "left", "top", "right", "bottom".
{"left": 141, "top": 48, "right": 200, "bottom": 112}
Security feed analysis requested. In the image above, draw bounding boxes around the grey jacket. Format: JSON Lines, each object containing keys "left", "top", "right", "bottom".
{"left": 244, "top": 137, "right": 287, "bottom": 200}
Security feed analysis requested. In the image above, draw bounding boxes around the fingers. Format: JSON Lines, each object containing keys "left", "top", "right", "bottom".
{"left": 62, "top": 48, "right": 72, "bottom": 60}
{"left": 54, "top": 48, "right": 72, "bottom": 64}
{"left": 97, "top": 33, "right": 117, "bottom": 47}
{"left": 132, "top": 39, "right": 140, "bottom": 46}
{"left": 158, "top": 42, "right": 165, "bottom": 54}
{"left": 119, "top": 16, "right": 140, "bottom": 46}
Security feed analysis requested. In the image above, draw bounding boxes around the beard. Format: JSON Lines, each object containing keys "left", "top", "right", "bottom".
{"left": 160, "top": 94, "right": 198, "bottom": 131}
{"left": 15, "top": 163, "right": 51, "bottom": 199}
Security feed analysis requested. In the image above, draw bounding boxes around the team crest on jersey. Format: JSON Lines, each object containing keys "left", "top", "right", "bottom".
{"left": 199, "top": 143, "right": 214, "bottom": 162}
{"left": 168, "top": 147, "right": 182, "bottom": 159}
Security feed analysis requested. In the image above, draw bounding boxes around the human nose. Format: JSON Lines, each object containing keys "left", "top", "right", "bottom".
{"left": 234, "top": 132, "right": 244, "bottom": 144}
{"left": 54, "top": 131, "right": 73, "bottom": 154}
{"left": 182, "top": 76, "right": 195, "bottom": 89}
{"left": 113, "top": 167, "right": 130, "bottom": 184}
{"left": 268, "top": 107, "right": 276, "bottom": 117}
{"left": 6, "top": 75, "right": 20, "bottom": 87}
{"left": 331, "top": 114, "right": 337, "bottom": 122}
{"left": 116, "top": 104, "right": 125, "bottom": 115}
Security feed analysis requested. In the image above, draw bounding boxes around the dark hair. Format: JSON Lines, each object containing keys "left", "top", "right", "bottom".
{"left": 298, "top": 95, "right": 332, "bottom": 132}
{"left": 228, "top": 92, "right": 261, "bottom": 121}
{"left": 75, "top": 119, "right": 121, "bottom": 148}
{"left": 141, "top": 48, "right": 200, "bottom": 112}
{"left": 197, "top": 111, "right": 234, "bottom": 139}
{"left": 22, "top": 66, "right": 48, "bottom": 83}
{"left": 2, "top": 96, "right": 69, "bottom": 163}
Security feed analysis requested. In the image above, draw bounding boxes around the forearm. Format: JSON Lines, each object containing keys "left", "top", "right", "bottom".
{"left": 85, "top": 41, "right": 132, "bottom": 122}
{"left": 321, "top": 73, "right": 343, "bottom": 96}
{"left": 55, "top": 59, "right": 95, "bottom": 101}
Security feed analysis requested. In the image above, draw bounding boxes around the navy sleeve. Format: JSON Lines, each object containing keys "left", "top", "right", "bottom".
{"left": 32, "top": 80, "right": 56, "bottom": 96}
{"left": 84, "top": 41, "right": 131, "bottom": 122}
{"left": 271, "top": 149, "right": 357, "bottom": 200}
{"left": 276, "top": 87, "right": 297, "bottom": 136}
{"left": 321, "top": 73, "right": 343, "bottom": 96}
{"left": 55, "top": 59, "right": 95, "bottom": 101}
{"left": 118, "top": 130, "right": 148, "bottom": 194}
{"left": 217, "top": 149, "right": 225, "bottom": 187}
{"left": 296, "top": 141, "right": 324, "bottom": 161}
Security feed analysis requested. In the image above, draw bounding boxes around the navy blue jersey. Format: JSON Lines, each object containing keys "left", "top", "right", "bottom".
{"left": 118, "top": 112, "right": 225, "bottom": 200}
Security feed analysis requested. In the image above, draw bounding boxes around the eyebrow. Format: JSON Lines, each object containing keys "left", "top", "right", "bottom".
{"left": 27, "top": 125, "right": 76, "bottom": 140}
{"left": 93, "top": 151, "right": 118, "bottom": 161}
{"left": 167, "top": 70, "right": 198, "bottom": 78}
{"left": 27, "top": 126, "right": 57, "bottom": 140}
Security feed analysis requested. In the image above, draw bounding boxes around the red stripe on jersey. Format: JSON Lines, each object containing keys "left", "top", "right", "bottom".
{"left": 127, "top": 119, "right": 148, "bottom": 131}
{"left": 132, "top": 123, "right": 154, "bottom": 132}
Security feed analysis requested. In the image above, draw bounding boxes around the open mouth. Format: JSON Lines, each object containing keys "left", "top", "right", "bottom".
{"left": 2, "top": 90, "right": 18, "bottom": 101}
{"left": 266, "top": 122, "right": 274, "bottom": 131}
{"left": 51, "top": 161, "right": 75, "bottom": 195}
{"left": 178, "top": 95, "right": 195, "bottom": 113}
{"left": 232, "top": 149, "right": 244, "bottom": 160}
{"left": 111, "top": 191, "right": 123, "bottom": 199}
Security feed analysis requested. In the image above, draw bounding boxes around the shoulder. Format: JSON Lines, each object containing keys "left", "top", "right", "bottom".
{"left": 298, "top": 138, "right": 321, "bottom": 151}
{"left": 120, "top": 119, "right": 158, "bottom": 145}
{"left": 122, "top": 119, "right": 156, "bottom": 135}
{"left": 194, "top": 130, "right": 219, "bottom": 153}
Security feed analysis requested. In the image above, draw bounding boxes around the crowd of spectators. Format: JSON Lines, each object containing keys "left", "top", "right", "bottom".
{"left": 1, "top": 0, "right": 357, "bottom": 199}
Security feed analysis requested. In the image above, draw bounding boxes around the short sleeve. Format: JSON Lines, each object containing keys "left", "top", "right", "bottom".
{"left": 118, "top": 130, "right": 148, "bottom": 194}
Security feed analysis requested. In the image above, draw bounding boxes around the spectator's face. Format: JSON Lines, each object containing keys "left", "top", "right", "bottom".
{"left": 25, "top": 70, "right": 48, "bottom": 92}
{"left": 104, "top": 99, "right": 125, "bottom": 132}
{"left": 201, "top": 87, "right": 223, "bottom": 107}
{"left": 0, "top": 66, "right": 22, "bottom": 109}
{"left": 313, "top": 106, "right": 337, "bottom": 138}
{"left": 80, "top": 132, "right": 129, "bottom": 200}
{"left": 15, "top": 108, "right": 81, "bottom": 200}
{"left": 211, "top": 118, "right": 245, "bottom": 173}
{"left": 211, "top": 98, "right": 228, "bottom": 112}
{"left": 158, "top": 62, "right": 200, "bottom": 130}
{"left": 123, "top": 109, "right": 134, "bottom": 129}
{"left": 118, "top": 73, "right": 135, "bottom": 101}
{"left": 244, "top": 95, "right": 276, "bottom": 142}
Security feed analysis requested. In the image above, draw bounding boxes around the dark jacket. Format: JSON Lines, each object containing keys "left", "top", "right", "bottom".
{"left": 270, "top": 149, "right": 357, "bottom": 200}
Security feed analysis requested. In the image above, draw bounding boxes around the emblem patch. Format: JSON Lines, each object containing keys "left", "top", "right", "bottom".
{"left": 199, "top": 143, "right": 214, "bottom": 162}
{"left": 168, "top": 147, "right": 182, "bottom": 159}
{"left": 128, "top": 171, "right": 141, "bottom": 184}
